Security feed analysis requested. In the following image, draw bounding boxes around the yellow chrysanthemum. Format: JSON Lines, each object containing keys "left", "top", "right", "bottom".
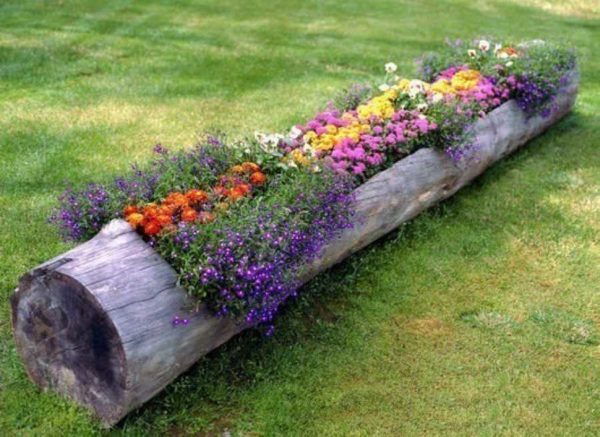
{"left": 431, "top": 79, "right": 454, "bottom": 94}
{"left": 450, "top": 69, "right": 481, "bottom": 91}
{"left": 289, "top": 149, "right": 311, "bottom": 166}
{"left": 308, "top": 117, "right": 371, "bottom": 151}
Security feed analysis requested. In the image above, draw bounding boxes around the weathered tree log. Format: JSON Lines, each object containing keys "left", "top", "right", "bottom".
{"left": 12, "top": 77, "right": 578, "bottom": 427}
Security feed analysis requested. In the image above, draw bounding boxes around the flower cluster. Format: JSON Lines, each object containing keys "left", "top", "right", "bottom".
{"left": 283, "top": 85, "right": 439, "bottom": 176}
{"left": 418, "top": 38, "right": 575, "bottom": 119}
{"left": 49, "top": 38, "right": 576, "bottom": 334}
{"left": 124, "top": 162, "right": 266, "bottom": 236}
{"left": 430, "top": 67, "right": 510, "bottom": 111}
{"left": 49, "top": 183, "right": 110, "bottom": 241}
{"left": 163, "top": 172, "right": 355, "bottom": 331}
{"left": 326, "top": 109, "right": 437, "bottom": 177}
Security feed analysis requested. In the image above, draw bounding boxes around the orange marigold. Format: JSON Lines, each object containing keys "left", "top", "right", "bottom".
{"left": 230, "top": 164, "right": 245, "bottom": 174}
{"left": 157, "top": 214, "right": 172, "bottom": 226}
{"left": 185, "top": 189, "right": 209, "bottom": 204}
{"left": 242, "top": 162, "right": 261, "bottom": 173}
{"left": 143, "top": 204, "right": 159, "bottom": 220}
{"left": 123, "top": 205, "right": 138, "bottom": 216}
{"left": 158, "top": 204, "right": 175, "bottom": 216}
{"left": 126, "top": 212, "right": 144, "bottom": 228}
{"left": 165, "top": 192, "right": 188, "bottom": 207}
{"left": 249, "top": 171, "right": 266, "bottom": 186}
{"left": 181, "top": 208, "right": 198, "bottom": 222}
{"left": 143, "top": 221, "right": 161, "bottom": 235}
{"left": 228, "top": 186, "right": 247, "bottom": 201}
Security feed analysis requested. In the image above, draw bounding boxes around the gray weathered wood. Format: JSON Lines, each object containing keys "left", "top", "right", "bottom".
{"left": 11, "top": 76, "right": 578, "bottom": 427}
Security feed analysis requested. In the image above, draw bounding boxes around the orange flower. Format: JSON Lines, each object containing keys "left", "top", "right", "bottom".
{"left": 143, "top": 221, "right": 161, "bottom": 235}
{"left": 165, "top": 192, "right": 188, "bottom": 207}
{"left": 157, "top": 214, "right": 172, "bottom": 226}
{"left": 181, "top": 207, "right": 198, "bottom": 222}
{"left": 126, "top": 212, "right": 144, "bottom": 228}
{"left": 143, "top": 204, "right": 159, "bottom": 220}
{"left": 198, "top": 211, "right": 216, "bottom": 224}
{"left": 236, "top": 183, "right": 251, "bottom": 195}
{"left": 242, "top": 162, "right": 261, "bottom": 173}
{"left": 249, "top": 171, "right": 266, "bottom": 186}
{"left": 228, "top": 185, "right": 247, "bottom": 201}
{"left": 230, "top": 164, "right": 245, "bottom": 174}
{"left": 158, "top": 204, "right": 175, "bottom": 216}
{"left": 123, "top": 205, "right": 138, "bottom": 216}
{"left": 185, "top": 189, "right": 209, "bottom": 204}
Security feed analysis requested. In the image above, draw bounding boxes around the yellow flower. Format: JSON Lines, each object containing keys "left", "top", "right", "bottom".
{"left": 396, "top": 78, "right": 411, "bottom": 91}
{"left": 303, "top": 131, "right": 317, "bottom": 142}
{"left": 289, "top": 149, "right": 311, "bottom": 166}
{"left": 450, "top": 69, "right": 481, "bottom": 91}
{"left": 431, "top": 79, "right": 454, "bottom": 94}
{"left": 357, "top": 95, "right": 395, "bottom": 120}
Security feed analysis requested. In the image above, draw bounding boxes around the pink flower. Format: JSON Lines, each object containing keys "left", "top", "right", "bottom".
{"left": 331, "top": 149, "right": 345, "bottom": 159}
{"left": 353, "top": 147, "right": 366, "bottom": 160}
{"left": 414, "top": 118, "right": 431, "bottom": 133}
{"left": 351, "top": 163, "right": 366, "bottom": 175}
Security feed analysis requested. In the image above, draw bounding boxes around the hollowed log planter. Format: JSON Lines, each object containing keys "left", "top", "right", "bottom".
{"left": 12, "top": 78, "right": 578, "bottom": 427}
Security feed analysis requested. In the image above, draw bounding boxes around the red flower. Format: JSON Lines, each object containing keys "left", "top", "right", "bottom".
{"left": 123, "top": 205, "right": 138, "bottom": 216}
{"left": 143, "top": 221, "right": 161, "bottom": 235}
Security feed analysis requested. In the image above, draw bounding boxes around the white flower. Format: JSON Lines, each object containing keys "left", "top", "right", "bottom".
{"left": 478, "top": 40, "right": 490, "bottom": 52}
{"left": 393, "top": 75, "right": 401, "bottom": 82}
{"left": 506, "top": 61, "right": 513, "bottom": 67}
{"left": 408, "top": 79, "right": 426, "bottom": 98}
{"left": 254, "top": 131, "right": 284, "bottom": 153}
{"left": 378, "top": 84, "right": 390, "bottom": 92}
{"left": 302, "top": 143, "right": 318, "bottom": 158}
{"left": 385, "top": 62, "right": 398, "bottom": 73}
{"left": 468, "top": 49, "right": 477, "bottom": 58}
{"left": 410, "top": 80, "right": 426, "bottom": 92}
{"left": 497, "top": 51, "right": 509, "bottom": 59}
{"left": 311, "top": 164, "right": 322, "bottom": 173}
{"left": 431, "top": 93, "right": 444, "bottom": 104}
{"left": 254, "top": 131, "right": 264, "bottom": 143}
{"left": 494, "top": 43, "right": 502, "bottom": 53}
{"left": 289, "top": 125, "right": 303, "bottom": 140}
{"left": 416, "top": 102, "right": 428, "bottom": 112}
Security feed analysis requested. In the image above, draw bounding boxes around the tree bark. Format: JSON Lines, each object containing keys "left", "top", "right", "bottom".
{"left": 11, "top": 76, "right": 578, "bottom": 427}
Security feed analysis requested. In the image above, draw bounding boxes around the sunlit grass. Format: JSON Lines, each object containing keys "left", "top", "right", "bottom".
{"left": 1, "top": 0, "right": 599, "bottom": 435}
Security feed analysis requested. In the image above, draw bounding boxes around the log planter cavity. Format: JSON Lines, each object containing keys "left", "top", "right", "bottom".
{"left": 11, "top": 76, "right": 578, "bottom": 427}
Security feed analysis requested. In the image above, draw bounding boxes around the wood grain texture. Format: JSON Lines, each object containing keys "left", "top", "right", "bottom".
{"left": 11, "top": 77, "right": 578, "bottom": 427}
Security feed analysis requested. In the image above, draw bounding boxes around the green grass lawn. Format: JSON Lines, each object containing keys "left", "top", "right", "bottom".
{"left": 1, "top": 0, "right": 599, "bottom": 435}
